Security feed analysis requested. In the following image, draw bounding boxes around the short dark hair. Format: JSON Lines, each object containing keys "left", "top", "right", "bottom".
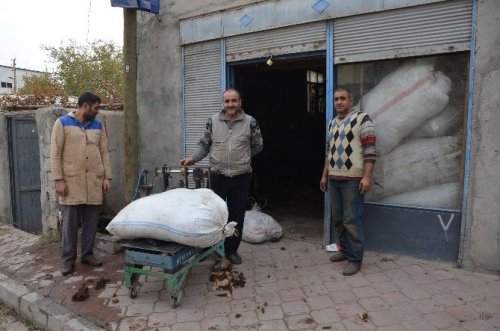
{"left": 78, "top": 92, "right": 101, "bottom": 107}
{"left": 223, "top": 88, "right": 241, "bottom": 100}
{"left": 334, "top": 86, "right": 353, "bottom": 99}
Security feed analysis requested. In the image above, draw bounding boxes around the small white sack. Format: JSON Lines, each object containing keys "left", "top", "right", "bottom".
{"left": 242, "top": 206, "right": 283, "bottom": 244}
{"left": 106, "top": 188, "right": 234, "bottom": 248}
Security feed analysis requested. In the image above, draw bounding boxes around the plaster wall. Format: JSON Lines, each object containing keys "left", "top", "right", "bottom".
{"left": 0, "top": 113, "right": 13, "bottom": 224}
{"left": 461, "top": 0, "right": 500, "bottom": 273}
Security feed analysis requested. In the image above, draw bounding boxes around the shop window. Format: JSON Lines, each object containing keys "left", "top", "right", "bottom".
{"left": 336, "top": 54, "right": 469, "bottom": 210}
{"left": 306, "top": 70, "right": 325, "bottom": 113}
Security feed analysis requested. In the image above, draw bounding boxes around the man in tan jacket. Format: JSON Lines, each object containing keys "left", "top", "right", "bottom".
{"left": 50, "top": 92, "right": 112, "bottom": 276}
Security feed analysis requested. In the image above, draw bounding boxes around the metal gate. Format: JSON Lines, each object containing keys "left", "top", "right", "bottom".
{"left": 8, "top": 116, "right": 42, "bottom": 234}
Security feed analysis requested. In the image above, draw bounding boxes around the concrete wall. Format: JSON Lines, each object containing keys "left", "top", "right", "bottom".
{"left": 136, "top": 0, "right": 262, "bottom": 171}
{"left": 36, "top": 108, "right": 126, "bottom": 236}
{"left": 461, "top": 0, "right": 500, "bottom": 273}
{"left": 0, "top": 113, "right": 13, "bottom": 224}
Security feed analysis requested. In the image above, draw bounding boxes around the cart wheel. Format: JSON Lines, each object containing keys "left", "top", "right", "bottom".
{"left": 170, "top": 291, "right": 183, "bottom": 308}
{"left": 129, "top": 285, "right": 138, "bottom": 298}
{"left": 170, "top": 296, "right": 179, "bottom": 308}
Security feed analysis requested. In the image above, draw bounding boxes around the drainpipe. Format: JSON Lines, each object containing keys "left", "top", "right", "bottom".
{"left": 123, "top": 8, "right": 139, "bottom": 202}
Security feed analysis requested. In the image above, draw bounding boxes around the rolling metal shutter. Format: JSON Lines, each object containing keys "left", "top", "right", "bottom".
{"left": 183, "top": 40, "right": 222, "bottom": 165}
{"left": 226, "top": 21, "right": 326, "bottom": 62}
{"left": 334, "top": 0, "right": 472, "bottom": 64}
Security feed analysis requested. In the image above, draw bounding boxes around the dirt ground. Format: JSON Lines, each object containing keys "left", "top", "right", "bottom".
{"left": 0, "top": 303, "right": 42, "bottom": 331}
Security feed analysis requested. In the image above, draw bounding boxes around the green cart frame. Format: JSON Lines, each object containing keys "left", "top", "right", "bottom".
{"left": 123, "top": 240, "right": 225, "bottom": 308}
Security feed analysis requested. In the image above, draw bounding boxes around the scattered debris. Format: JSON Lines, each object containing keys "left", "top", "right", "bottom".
{"left": 358, "top": 312, "right": 369, "bottom": 322}
{"left": 210, "top": 260, "right": 246, "bottom": 297}
{"left": 304, "top": 318, "right": 315, "bottom": 324}
{"left": 480, "top": 312, "right": 492, "bottom": 320}
{"left": 41, "top": 273, "right": 54, "bottom": 280}
{"left": 280, "top": 247, "right": 286, "bottom": 251}
{"left": 111, "top": 298, "right": 119, "bottom": 304}
{"left": 235, "top": 313, "right": 241, "bottom": 319}
{"left": 261, "top": 307, "right": 265, "bottom": 313}
{"left": 322, "top": 327, "right": 332, "bottom": 330}
{"left": 267, "top": 275, "right": 270, "bottom": 278}
{"left": 95, "top": 277, "right": 110, "bottom": 290}
{"left": 72, "top": 283, "right": 90, "bottom": 302}
{"left": 380, "top": 257, "right": 393, "bottom": 262}
{"left": 263, "top": 302, "right": 268, "bottom": 307}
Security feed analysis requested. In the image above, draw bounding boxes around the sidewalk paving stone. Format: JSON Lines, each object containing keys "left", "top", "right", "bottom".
{"left": 1, "top": 223, "right": 500, "bottom": 331}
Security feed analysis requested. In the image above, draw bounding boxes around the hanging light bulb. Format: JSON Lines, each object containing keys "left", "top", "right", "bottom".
{"left": 266, "top": 55, "right": 273, "bottom": 66}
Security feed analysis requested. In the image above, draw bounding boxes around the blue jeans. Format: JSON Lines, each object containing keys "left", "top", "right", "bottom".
{"left": 329, "top": 179, "right": 365, "bottom": 263}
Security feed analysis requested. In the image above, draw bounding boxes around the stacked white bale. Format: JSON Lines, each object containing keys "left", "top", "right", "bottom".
{"left": 359, "top": 63, "right": 451, "bottom": 155}
{"left": 409, "top": 104, "right": 463, "bottom": 138}
{"left": 379, "top": 182, "right": 461, "bottom": 209}
{"left": 106, "top": 188, "right": 234, "bottom": 248}
{"left": 368, "top": 136, "right": 461, "bottom": 200}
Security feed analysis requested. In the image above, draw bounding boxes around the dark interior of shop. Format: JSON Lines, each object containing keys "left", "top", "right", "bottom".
{"left": 230, "top": 55, "right": 326, "bottom": 241}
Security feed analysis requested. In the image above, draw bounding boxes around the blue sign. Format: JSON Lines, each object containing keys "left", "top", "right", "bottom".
{"left": 110, "top": 0, "right": 160, "bottom": 14}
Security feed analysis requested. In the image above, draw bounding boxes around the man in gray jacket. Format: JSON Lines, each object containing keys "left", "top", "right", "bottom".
{"left": 181, "top": 88, "right": 263, "bottom": 264}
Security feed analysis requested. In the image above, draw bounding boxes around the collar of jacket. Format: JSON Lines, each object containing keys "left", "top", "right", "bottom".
{"left": 218, "top": 108, "right": 246, "bottom": 122}
{"left": 68, "top": 110, "right": 96, "bottom": 128}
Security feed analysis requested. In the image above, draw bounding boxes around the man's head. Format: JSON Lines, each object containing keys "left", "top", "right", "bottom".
{"left": 223, "top": 88, "right": 242, "bottom": 118}
{"left": 78, "top": 92, "right": 101, "bottom": 122}
{"left": 334, "top": 87, "right": 353, "bottom": 118}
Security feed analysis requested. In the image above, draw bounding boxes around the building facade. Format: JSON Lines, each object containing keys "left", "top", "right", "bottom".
{"left": 132, "top": 0, "right": 500, "bottom": 272}
{"left": 0, "top": 65, "right": 45, "bottom": 95}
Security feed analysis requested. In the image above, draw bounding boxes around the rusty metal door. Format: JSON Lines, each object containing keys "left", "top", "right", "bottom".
{"left": 8, "top": 116, "right": 42, "bottom": 234}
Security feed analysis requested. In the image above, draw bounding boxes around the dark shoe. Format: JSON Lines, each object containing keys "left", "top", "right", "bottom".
{"left": 343, "top": 262, "right": 361, "bottom": 276}
{"left": 61, "top": 264, "right": 74, "bottom": 276}
{"left": 227, "top": 253, "right": 242, "bottom": 265}
{"left": 81, "top": 256, "right": 103, "bottom": 267}
{"left": 330, "top": 251, "right": 347, "bottom": 262}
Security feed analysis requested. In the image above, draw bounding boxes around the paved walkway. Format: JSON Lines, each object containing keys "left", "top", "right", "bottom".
{"left": 0, "top": 223, "right": 499, "bottom": 330}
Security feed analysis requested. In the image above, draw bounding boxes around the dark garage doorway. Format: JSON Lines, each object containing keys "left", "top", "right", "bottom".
{"left": 230, "top": 54, "right": 326, "bottom": 241}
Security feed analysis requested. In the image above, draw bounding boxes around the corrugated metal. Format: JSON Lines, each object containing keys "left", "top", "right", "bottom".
{"left": 183, "top": 41, "right": 222, "bottom": 166}
{"left": 334, "top": 0, "right": 472, "bottom": 63}
{"left": 180, "top": 0, "right": 446, "bottom": 45}
{"left": 225, "top": 22, "right": 326, "bottom": 62}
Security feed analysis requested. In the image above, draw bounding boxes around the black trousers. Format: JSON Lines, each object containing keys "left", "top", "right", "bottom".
{"left": 59, "top": 204, "right": 101, "bottom": 265}
{"left": 210, "top": 173, "right": 252, "bottom": 255}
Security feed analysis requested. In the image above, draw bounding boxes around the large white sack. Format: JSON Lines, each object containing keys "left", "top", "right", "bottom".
{"left": 368, "top": 136, "right": 461, "bottom": 200}
{"left": 358, "top": 63, "right": 451, "bottom": 154}
{"left": 379, "top": 182, "right": 460, "bottom": 209}
{"left": 409, "top": 104, "right": 463, "bottom": 138}
{"left": 106, "top": 188, "right": 234, "bottom": 248}
{"left": 242, "top": 208, "right": 283, "bottom": 244}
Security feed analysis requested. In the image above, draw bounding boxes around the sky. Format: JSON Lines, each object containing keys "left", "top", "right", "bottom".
{"left": 0, "top": 0, "right": 123, "bottom": 72}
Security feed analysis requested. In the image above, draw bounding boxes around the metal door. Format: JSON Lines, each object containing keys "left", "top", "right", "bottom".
{"left": 8, "top": 116, "right": 42, "bottom": 234}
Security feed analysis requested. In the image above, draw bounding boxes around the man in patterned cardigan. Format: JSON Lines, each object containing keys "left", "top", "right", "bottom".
{"left": 320, "top": 86, "right": 377, "bottom": 276}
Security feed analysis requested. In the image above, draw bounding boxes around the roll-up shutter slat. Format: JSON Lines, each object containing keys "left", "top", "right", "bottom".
{"left": 334, "top": 0, "right": 472, "bottom": 63}
{"left": 183, "top": 40, "right": 222, "bottom": 167}
{"left": 226, "top": 21, "right": 326, "bottom": 62}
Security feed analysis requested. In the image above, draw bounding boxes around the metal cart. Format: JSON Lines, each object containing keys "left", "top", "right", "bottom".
{"left": 122, "top": 166, "right": 223, "bottom": 308}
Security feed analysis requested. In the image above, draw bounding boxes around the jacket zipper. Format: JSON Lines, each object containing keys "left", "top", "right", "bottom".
{"left": 227, "top": 129, "right": 232, "bottom": 176}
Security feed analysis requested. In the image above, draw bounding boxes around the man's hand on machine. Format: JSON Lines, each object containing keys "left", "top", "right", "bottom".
{"left": 180, "top": 157, "right": 195, "bottom": 166}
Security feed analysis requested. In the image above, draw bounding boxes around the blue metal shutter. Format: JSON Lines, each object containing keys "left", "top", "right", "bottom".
{"left": 183, "top": 40, "right": 222, "bottom": 166}
{"left": 333, "top": 0, "right": 472, "bottom": 64}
